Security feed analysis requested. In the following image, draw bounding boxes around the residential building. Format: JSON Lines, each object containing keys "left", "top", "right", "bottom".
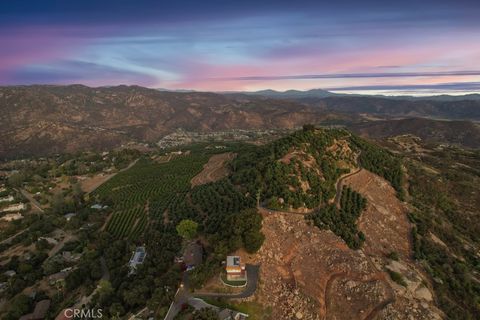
{"left": 19, "top": 299, "right": 51, "bottom": 320}
{"left": 4, "top": 270, "right": 16, "bottom": 277}
{"left": 129, "top": 246, "right": 147, "bottom": 274}
{"left": 0, "top": 195, "right": 14, "bottom": 203}
{"left": 218, "top": 308, "right": 249, "bottom": 320}
{"left": 226, "top": 256, "right": 246, "bottom": 281}
{"left": 64, "top": 213, "right": 77, "bottom": 221}
{"left": 0, "top": 212, "right": 23, "bottom": 221}
{"left": 1, "top": 202, "right": 27, "bottom": 212}
{"left": 48, "top": 271, "right": 68, "bottom": 286}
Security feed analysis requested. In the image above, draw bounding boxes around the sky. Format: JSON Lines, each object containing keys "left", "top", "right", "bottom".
{"left": 1, "top": 0, "right": 479, "bottom": 95}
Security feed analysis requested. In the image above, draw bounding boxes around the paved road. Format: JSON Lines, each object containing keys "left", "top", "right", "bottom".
{"left": 0, "top": 228, "right": 27, "bottom": 245}
{"left": 164, "top": 288, "right": 187, "bottom": 320}
{"left": 194, "top": 264, "right": 260, "bottom": 299}
{"left": 18, "top": 188, "right": 44, "bottom": 212}
{"left": 164, "top": 264, "right": 260, "bottom": 319}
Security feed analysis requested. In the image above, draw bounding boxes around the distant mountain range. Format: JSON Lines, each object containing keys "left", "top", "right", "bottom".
{"left": 0, "top": 85, "right": 344, "bottom": 158}
{"left": 242, "top": 88, "right": 480, "bottom": 101}
{"left": 1, "top": 85, "right": 479, "bottom": 158}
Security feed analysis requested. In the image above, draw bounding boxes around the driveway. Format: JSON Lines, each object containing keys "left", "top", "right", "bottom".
{"left": 194, "top": 264, "right": 260, "bottom": 299}
{"left": 164, "top": 264, "right": 260, "bottom": 319}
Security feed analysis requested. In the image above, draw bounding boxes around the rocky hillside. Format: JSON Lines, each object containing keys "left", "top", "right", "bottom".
{"left": 233, "top": 128, "right": 442, "bottom": 319}
{"left": 348, "top": 118, "right": 480, "bottom": 148}
{"left": 0, "top": 85, "right": 344, "bottom": 158}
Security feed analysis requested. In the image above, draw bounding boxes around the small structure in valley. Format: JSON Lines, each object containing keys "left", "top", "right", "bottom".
{"left": 225, "top": 256, "right": 246, "bottom": 281}
{"left": 129, "top": 246, "right": 147, "bottom": 274}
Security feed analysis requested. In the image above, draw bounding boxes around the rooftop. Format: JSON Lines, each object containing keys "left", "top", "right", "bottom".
{"left": 19, "top": 299, "right": 51, "bottom": 320}
{"left": 226, "top": 256, "right": 241, "bottom": 267}
{"left": 129, "top": 246, "right": 147, "bottom": 273}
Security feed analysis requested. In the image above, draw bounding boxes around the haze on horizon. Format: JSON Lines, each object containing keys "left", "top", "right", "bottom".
{"left": 1, "top": 0, "right": 479, "bottom": 96}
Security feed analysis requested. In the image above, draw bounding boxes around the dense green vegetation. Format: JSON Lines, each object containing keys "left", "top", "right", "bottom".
{"left": 405, "top": 147, "right": 480, "bottom": 320}
{"left": 231, "top": 127, "right": 353, "bottom": 210}
{"left": 387, "top": 269, "right": 407, "bottom": 287}
{"left": 85, "top": 147, "right": 264, "bottom": 318}
{"left": 93, "top": 154, "right": 209, "bottom": 238}
{"left": 307, "top": 186, "right": 367, "bottom": 249}
{"left": 350, "top": 135, "right": 404, "bottom": 198}
{"left": 1, "top": 128, "right": 410, "bottom": 319}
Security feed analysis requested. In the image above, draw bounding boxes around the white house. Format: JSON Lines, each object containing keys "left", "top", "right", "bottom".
{"left": 0, "top": 195, "right": 14, "bottom": 203}
{"left": 1, "top": 203, "right": 27, "bottom": 213}
{"left": 129, "top": 246, "right": 147, "bottom": 274}
{"left": 0, "top": 213, "right": 23, "bottom": 221}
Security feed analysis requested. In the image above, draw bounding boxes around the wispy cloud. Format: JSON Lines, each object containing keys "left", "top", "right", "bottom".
{"left": 216, "top": 70, "right": 480, "bottom": 81}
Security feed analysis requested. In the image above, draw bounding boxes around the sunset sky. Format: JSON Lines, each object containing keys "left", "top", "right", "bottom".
{"left": 1, "top": 0, "right": 479, "bottom": 95}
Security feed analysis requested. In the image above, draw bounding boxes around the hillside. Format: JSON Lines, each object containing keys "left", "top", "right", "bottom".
{"left": 0, "top": 85, "right": 344, "bottom": 158}
{"left": 348, "top": 118, "right": 480, "bottom": 148}
{"left": 284, "top": 95, "right": 480, "bottom": 120}
{"left": 2, "top": 85, "right": 480, "bottom": 159}
{"left": 2, "top": 127, "right": 478, "bottom": 319}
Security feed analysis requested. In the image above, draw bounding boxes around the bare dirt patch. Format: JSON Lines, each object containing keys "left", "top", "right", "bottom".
{"left": 343, "top": 170, "right": 411, "bottom": 258}
{"left": 191, "top": 152, "right": 235, "bottom": 187}
{"left": 247, "top": 170, "right": 443, "bottom": 320}
{"left": 80, "top": 173, "right": 115, "bottom": 193}
{"left": 248, "top": 213, "right": 390, "bottom": 320}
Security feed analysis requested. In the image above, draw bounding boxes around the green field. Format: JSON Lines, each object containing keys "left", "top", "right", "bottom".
{"left": 93, "top": 154, "right": 209, "bottom": 238}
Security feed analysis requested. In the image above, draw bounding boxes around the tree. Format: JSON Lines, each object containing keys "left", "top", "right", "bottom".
{"left": 302, "top": 124, "right": 315, "bottom": 131}
{"left": 176, "top": 219, "right": 198, "bottom": 240}
{"left": 97, "top": 280, "right": 114, "bottom": 305}
{"left": 244, "top": 230, "right": 265, "bottom": 253}
{"left": 5, "top": 294, "right": 31, "bottom": 320}
{"left": 193, "top": 307, "right": 218, "bottom": 320}
{"left": 51, "top": 192, "right": 66, "bottom": 214}
{"left": 8, "top": 172, "right": 25, "bottom": 187}
{"left": 72, "top": 182, "right": 85, "bottom": 207}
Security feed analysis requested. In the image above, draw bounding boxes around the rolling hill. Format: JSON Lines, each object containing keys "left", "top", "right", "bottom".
{"left": 0, "top": 85, "right": 345, "bottom": 158}
{"left": 2, "top": 85, "right": 479, "bottom": 159}
{"left": 348, "top": 118, "right": 480, "bottom": 148}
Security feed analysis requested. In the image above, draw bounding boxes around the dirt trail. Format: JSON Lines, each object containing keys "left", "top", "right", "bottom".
{"left": 333, "top": 167, "right": 363, "bottom": 207}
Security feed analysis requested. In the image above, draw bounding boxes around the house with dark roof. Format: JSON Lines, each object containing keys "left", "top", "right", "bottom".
{"left": 19, "top": 299, "right": 51, "bottom": 320}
